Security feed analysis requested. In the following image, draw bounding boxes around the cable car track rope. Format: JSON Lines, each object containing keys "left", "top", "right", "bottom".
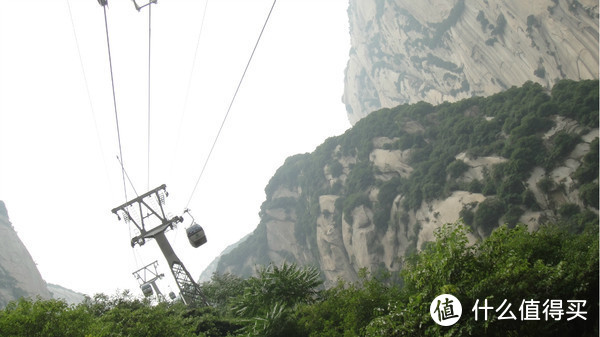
{"left": 169, "top": 0, "right": 210, "bottom": 179}
{"left": 185, "top": 0, "right": 277, "bottom": 209}
{"left": 147, "top": 2, "right": 152, "bottom": 191}
{"left": 66, "top": 0, "right": 112, "bottom": 186}
{"left": 101, "top": 3, "right": 128, "bottom": 202}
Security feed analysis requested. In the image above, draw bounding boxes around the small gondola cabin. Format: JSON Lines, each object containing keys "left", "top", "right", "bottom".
{"left": 186, "top": 223, "right": 207, "bottom": 248}
{"left": 141, "top": 283, "right": 153, "bottom": 297}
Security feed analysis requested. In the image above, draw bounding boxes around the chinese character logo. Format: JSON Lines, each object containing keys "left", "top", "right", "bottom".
{"left": 430, "top": 294, "right": 462, "bottom": 326}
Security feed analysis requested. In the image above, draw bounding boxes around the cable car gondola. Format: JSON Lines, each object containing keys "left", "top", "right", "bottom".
{"left": 186, "top": 222, "right": 207, "bottom": 248}
{"left": 141, "top": 283, "right": 153, "bottom": 297}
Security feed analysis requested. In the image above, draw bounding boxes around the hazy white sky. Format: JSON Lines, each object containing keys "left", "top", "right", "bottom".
{"left": 0, "top": 0, "right": 351, "bottom": 296}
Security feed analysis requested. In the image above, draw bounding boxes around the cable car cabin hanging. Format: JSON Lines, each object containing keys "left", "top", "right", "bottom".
{"left": 141, "top": 283, "right": 153, "bottom": 297}
{"left": 186, "top": 223, "right": 207, "bottom": 248}
{"left": 183, "top": 209, "right": 207, "bottom": 248}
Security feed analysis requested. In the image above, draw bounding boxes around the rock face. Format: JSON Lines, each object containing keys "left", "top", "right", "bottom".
{"left": 343, "top": 0, "right": 599, "bottom": 124}
{"left": 46, "top": 284, "right": 86, "bottom": 305}
{"left": 0, "top": 201, "right": 52, "bottom": 307}
{"left": 210, "top": 81, "right": 599, "bottom": 285}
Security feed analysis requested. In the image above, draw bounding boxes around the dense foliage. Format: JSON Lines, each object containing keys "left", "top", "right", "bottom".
{"left": 219, "top": 80, "right": 598, "bottom": 272}
{"left": 1, "top": 220, "right": 597, "bottom": 336}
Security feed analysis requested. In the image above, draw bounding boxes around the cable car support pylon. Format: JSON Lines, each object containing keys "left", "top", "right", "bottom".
{"left": 111, "top": 184, "right": 207, "bottom": 305}
{"left": 133, "top": 260, "right": 165, "bottom": 300}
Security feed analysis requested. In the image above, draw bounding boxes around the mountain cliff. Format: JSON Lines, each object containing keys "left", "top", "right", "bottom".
{"left": 342, "top": 0, "right": 599, "bottom": 124}
{"left": 0, "top": 201, "right": 85, "bottom": 307}
{"left": 0, "top": 201, "right": 52, "bottom": 307}
{"left": 209, "top": 80, "right": 598, "bottom": 285}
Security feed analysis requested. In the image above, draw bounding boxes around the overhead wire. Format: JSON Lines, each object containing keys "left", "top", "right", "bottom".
{"left": 101, "top": 3, "right": 129, "bottom": 202}
{"left": 147, "top": 2, "right": 152, "bottom": 191}
{"left": 117, "top": 155, "right": 140, "bottom": 197}
{"left": 184, "top": 0, "right": 277, "bottom": 209}
{"left": 65, "top": 0, "right": 112, "bottom": 189}
{"left": 168, "top": 0, "right": 210, "bottom": 181}
{"left": 97, "top": 0, "right": 142, "bottom": 271}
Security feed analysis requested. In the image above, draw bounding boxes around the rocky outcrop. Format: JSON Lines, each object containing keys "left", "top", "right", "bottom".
{"left": 208, "top": 80, "right": 598, "bottom": 285}
{"left": 0, "top": 201, "right": 52, "bottom": 307}
{"left": 212, "top": 124, "right": 597, "bottom": 284}
{"left": 47, "top": 284, "right": 85, "bottom": 305}
{"left": 343, "top": 0, "right": 599, "bottom": 124}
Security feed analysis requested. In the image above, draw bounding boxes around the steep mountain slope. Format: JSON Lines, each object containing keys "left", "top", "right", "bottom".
{"left": 343, "top": 0, "right": 599, "bottom": 124}
{"left": 209, "top": 80, "right": 598, "bottom": 285}
{"left": 46, "top": 284, "right": 86, "bottom": 305}
{"left": 0, "top": 201, "right": 52, "bottom": 307}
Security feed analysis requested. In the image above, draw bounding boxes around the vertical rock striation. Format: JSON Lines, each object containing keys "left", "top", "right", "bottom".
{"left": 343, "top": 0, "right": 599, "bottom": 124}
{"left": 210, "top": 81, "right": 598, "bottom": 285}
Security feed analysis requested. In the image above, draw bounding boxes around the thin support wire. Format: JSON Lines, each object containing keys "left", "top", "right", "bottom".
{"left": 147, "top": 2, "right": 152, "bottom": 191}
{"left": 66, "top": 0, "right": 112, "bottom": 187}
{"left": 102, "top": 4, "right": 128, "bottom": 202}
{"left": 185, "top": 0, "right": 277, "bottom": 209}
{"left": 117, "top": 156, "right": 140, "bottom": 198}
{"left": 168, "top": 0, "right": 210, "bottom": 180}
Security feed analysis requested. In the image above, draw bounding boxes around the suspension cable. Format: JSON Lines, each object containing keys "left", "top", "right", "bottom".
{"left": 168, "top": 0, "right": 210, "bottom": 180}
{"left": 66, "top": 0, "right": 112, "bottom": 186}
{"left": 185, "top": 0, "right": 277, "bottom": 209}
{"left": 117, "top": 156, "right": 140, "bottom": 197}
{"left": 101, "top": 3, "right": 128, "bottom": 202}
{"left": 147, "top": 2, "right": 152, "bottom": 191}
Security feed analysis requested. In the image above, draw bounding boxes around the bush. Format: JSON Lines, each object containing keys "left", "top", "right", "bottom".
{"left": 574, "top": 138, "right": 599, "bottom": 184}
{"left": 545, "top": 132, "right": 581, "bottom": 169}
{"left": 503, "top": 204, "right": 524, "bottom": 227}
{"left": 537, "top": 176, "right": 555, "bottom": 193}
{"left": 343, "top": 193, "right": 372, "bottom": 224}
{"left": 446, "top": 159, "right": 470, "bottom": 178}
{"left": 558, "top": 203, "right": 581, "bottom": 218}
{"left": 579, "top": 183, "right": 599, "bottom": 209}
{"left": 459, "top": 205, "right": 475, "bottom": 227}
{"left": 498, "top": 174, "right": 526, "bottom": 204}
{"left": 474, "top": 198, "right": 505, "bottom": 235}
{"left": 345, "top": 162, "right": 375, "bottom": 194}
{"left": 328, "top": 160, "right": 344, "bottom": 178}
{"left": 373, "top": 177, "right": 403, "bottom": 229}
{"left": 468, "top": 179, "right": 483, "bottom": 193}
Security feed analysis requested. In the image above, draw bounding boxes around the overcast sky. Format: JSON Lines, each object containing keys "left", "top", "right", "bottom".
{"left": 0, "top": 0, "right": 351, "bottom": 296}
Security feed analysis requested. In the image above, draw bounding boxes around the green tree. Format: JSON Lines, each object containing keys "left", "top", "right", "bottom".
{"left": 232, "top": 263, "right": 322, "bottom": 337}
{"left": 200, "top": 272, "right": 247, "bottom": 314}
{"left": 579, "top": 183, "right": 599, "bottom": 208}
{"left": 366, "top": 221, "right": 599, "bottom": 336}
{"left": 299, "top": 269, "right": 399, "bottom": 337}
{"left": 0, "top": 298, "right": 93, "bottom": 337}
{"left": 84, "top": 292, "right": 194, "bottom": 337}
{"left": 474, "top": 197, "right": 505, "bottom": 235}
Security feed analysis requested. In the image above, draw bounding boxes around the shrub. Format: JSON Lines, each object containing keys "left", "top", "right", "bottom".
{"left": 579, "top": 183, "right": 599, "bottom": 209}
{"left": 474, "top": 198, "right": 505, "bottom": 235}
{"left": 343, "top": 193, "right": 372, "bottom": 224}
{"left": 446, "top": 159, "right": 470, "bottom": 179}
{"left": 558, "top": 203, "right": 581, "bottom": 218}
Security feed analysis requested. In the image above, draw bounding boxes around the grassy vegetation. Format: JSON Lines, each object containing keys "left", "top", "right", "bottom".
{"left": 2, "top": 219, "right": 597, "bottom": 336}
